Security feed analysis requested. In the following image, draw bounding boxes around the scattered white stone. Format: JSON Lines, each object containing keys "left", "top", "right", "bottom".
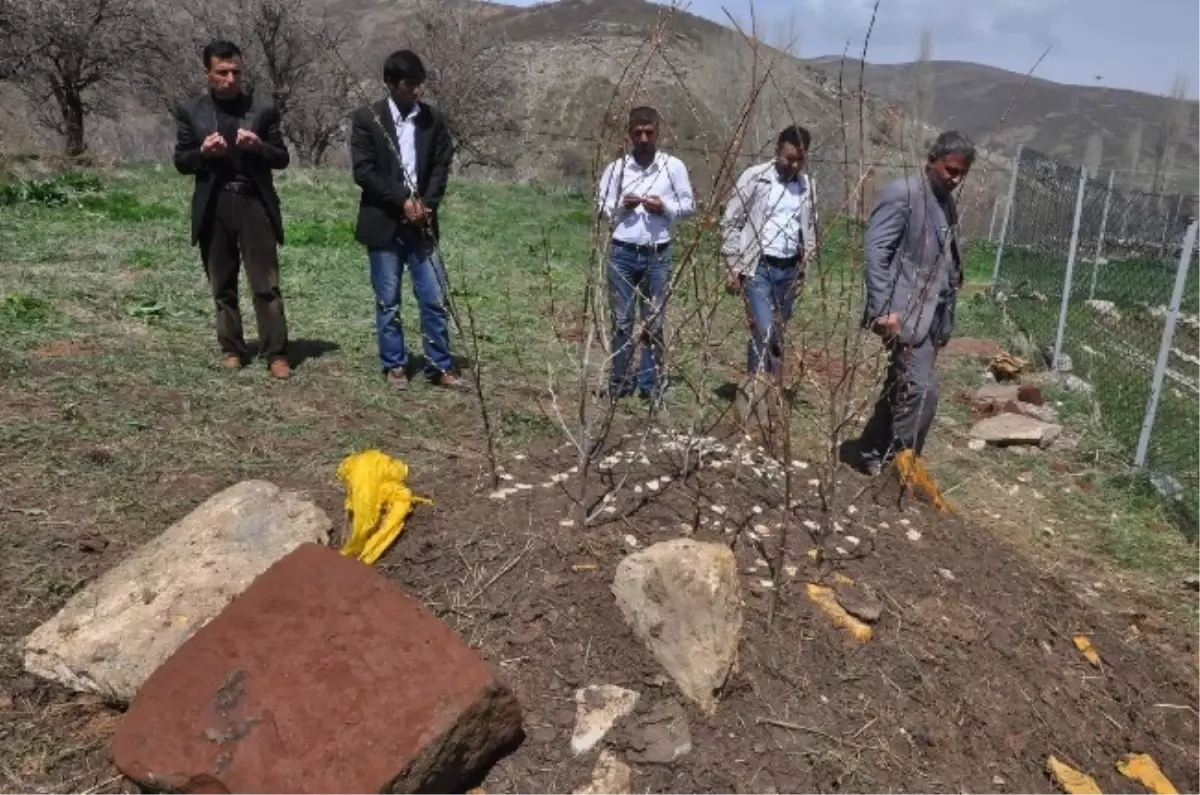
{"left": 516, "top": 483, "right": 533, "bottom": 491}
{"left": 898, "top": 519, "right": 910, "bottom": 526}
{"left": 603, "top": 506, "right": 617, "bottom": 514}
{"left": 568, "top": 466, "right": 580, "bottom": 474}
{"left": 879, "top": 521, "right": 890, "bottom": 529}
{"left": 754, "top": 558, "right": 769, "bottom": 568}
{"left": 500, "top": 473, "right": 515, "bottom": 481}
{"left": 646, "top": 480, "right": 660, "bottom": 492}
{"left": 541, "top": 482, "right": 555, "bottom": 488}
{"left": 551, "top": 473, "right": 569, "bottom": 483}
{"left": 754, "top": 524, "right": 769, "bottom": 534}
{"left": 710, "top": 505, "right": 726, "bottom": 515}
{"left": 844, "top": 535, "right": 860, "bottom": 547}
{"left": 906, "top": 529, "right": 922, "bottom": 542}
{"left": 752, "top": 505, "right": 763, "bottom": 514}
{"left": 633, "top": 486, "right": 643, "bottom": 494}
{"left": 660, "top": 475, "right": 672, "bottom": 484}
{"left": 571, "top": 685, "right": 641, "bottom": 755}
{"left": 489, "top": 490, "right": 509, "bottom": 501}
{"left": 968, "top": 438, "right": 987, "bottom": 451}
{"left": 560, "top": 519, "right": 575, "bottom": 528}
{"left": 574, "top": 749, "right": 633, "bottom": 795}
{"left": 803, "top": 519, "right": 819, "bottom": 532}
{"left": 938, "top": 568, "right": 955, "bottom": 581}
{"left": 784, "top": 565, "right": 798, "bottom": 578}
{"left": 711, "top": 461, "right": 723, "bottom": 469}
{"left": 624, "top": 534, "right": 639, "bottom": 548}
{"left": 513, "top": 454, "right": 527, "bottom": 461}
{"left": 833, "top": 521, "right": 844, "bottom": 534}
{"left": 807, "top": 478, "right": 820, "bottom": 487}
{"left": 679, "top": 523, "right": 692, "bottom": 533}
{"left": 846, "top": 505, "right": 858, "bottom": 515}
{"left": 835, "top": 547, "right": 848, "bottom": 556}
{"left": 759, "top": 579, "right": 775, "bottom": 589}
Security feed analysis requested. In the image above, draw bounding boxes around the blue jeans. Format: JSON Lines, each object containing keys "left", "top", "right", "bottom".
{"left": 607, "top": 242, "right": 671, "bottom": 396}
{"left": 744, "top": 259, "right": 801, "bottom": 376}
{"left": 367, "top": 232, "right": 453, "bottom": 376}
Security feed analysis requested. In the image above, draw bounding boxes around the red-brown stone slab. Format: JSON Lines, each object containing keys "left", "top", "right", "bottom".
{"left": 111, "top": 543, "right": 523, "bottom": 793}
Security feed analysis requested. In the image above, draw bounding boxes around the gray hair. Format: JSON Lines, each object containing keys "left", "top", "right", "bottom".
{"left": 928, "top": 131, "right": 976, "bottom": 164}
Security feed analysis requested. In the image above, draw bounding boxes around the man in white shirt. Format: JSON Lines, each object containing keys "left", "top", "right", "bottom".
{"left": 595, "top": 106, "right": 695, "bottom": 400}
{"left": 721, "top": 125, "right": 816, "bottom": 378}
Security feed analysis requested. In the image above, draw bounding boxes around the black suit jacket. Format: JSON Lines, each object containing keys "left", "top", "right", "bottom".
{"left": 349, "top": 99, "right": 454, "bottom": 249}
{"left": 173, "top": 93, "right": 290, "bottom": 246}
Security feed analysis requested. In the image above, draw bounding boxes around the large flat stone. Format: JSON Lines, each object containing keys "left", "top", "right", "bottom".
{"left": 612, "top": 539, "right": 742, "bottom": 714}
{"left": 111, "top": 543, "right": 523, "bottom": 794}
{"left": 23, "top": 480, "right": 330, "bottom": 704}
{"left": 970, "top": 414, "right": 1062, "bottom": 447}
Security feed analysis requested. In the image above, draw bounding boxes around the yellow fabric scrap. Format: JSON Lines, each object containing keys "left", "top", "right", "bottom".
{"left": 805, "top": 583, "right": 873, "bottom": 642}
{"left": 1116, "top": 753, "right": 1177, "bottom": 794}
{"left": 1073, "top": 634, "right": 1102, "bottom": 667}
{"left": 893, "top": 449, "right": 953, "bottom": 513}
{"left": 1047, "top": 756, "right": 1102, "bottom": 794}
{"left": 336, "top": 449, "right": 431, "bottom": 565}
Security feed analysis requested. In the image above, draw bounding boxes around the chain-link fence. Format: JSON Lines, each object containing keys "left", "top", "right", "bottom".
{"left": 990, "top": 145, "right": 1199, "bottom": 524}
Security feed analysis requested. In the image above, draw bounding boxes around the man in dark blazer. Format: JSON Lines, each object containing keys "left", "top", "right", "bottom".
{"left": 174, "top": 39, "right": 292, "bottom": 379}
{"left": 349, "top": 49, "right": 468, "bottom": 391}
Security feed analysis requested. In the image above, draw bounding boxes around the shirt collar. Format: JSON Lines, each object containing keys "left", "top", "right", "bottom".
{"left": 627, "top": 152, "right": 663, "bottom": 173}
{"left": 388, "top": 98, "right": 421, "bottom": 123}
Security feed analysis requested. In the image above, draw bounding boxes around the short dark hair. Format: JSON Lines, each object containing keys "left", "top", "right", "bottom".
{"left": 202, "top": 40, "right": 242, "bottom": 70}
{"left": 383, "top": 50, "right": 427, "bottom": 85}
{"left": 777, "top": 125, "right": 811, "bottom": 151}
{"left": 628, "top": 106, "right": 660, "bottom": 129}
{"left": 928, "top": 130, "right": 976, "bottom": 164}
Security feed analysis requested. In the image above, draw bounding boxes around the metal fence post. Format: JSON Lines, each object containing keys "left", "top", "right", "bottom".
{"left": 1088, "top": 170, "right": 1115, "bottom": 300}
{"left": 1051, "top": 166, "right": 1088, "bottom": 371}
{"left": 989, "top": 143, "right": 1023, "bottom": 293}
{"left": 988, "top": 195, "right": 1001, "bottom": 242}
{"left": 1135, "top": 220, "right": 1198, "bottom": 468}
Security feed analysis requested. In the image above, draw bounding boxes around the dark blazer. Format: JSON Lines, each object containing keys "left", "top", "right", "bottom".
{"left": 173, "top": 92, "right": 290, "bottom": 246}
{"left": 349, "top": 98, "right": 454, "bottom": 249}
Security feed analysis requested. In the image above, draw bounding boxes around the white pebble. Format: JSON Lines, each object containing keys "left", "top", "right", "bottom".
{"left": 710, "top": 505, "right": 726, "bottom": 515}
{"left": 808, "top": 478, "right": 820, "bottom": 487}
{"left": 513, "top": 454, "right": 527, "bottom": 461}
{"left": 633, "top": 485, "right": 643, "bottom": 494}
{"left": 784, "top": 565, "right": 798, "bottom": 577}
{"left": 835, "top": 547, "right": 848, "bottom": 556}
{"left": 559, "top": 519, "right": 575, "bottom": 527}
{"left": 711, "top": 460, "right": 723, "bottom": 469}
{"left": 515, "top": 483, "right": 533, "bottom": 491}
{"left": 624, "top": 534, "right": 639, "bottom": 548}
{"left": 551, "top": 472, "right": 569, "bottom": 483}
{"left": 754, "top": 524, "right": 770, "bottom": 534}
{"left": 568, "top": 466, "right": 579, "bottom": 474}
{"left": 898, "top": 519, "right": 910, "bottom": 526}
{"left": 755, "top": 558, "right": 769, "bottom": 568}
{"left": 844, "top": 535, "right": 860, "bottom": 546}
{"left": 803, "top": 519, "right": 819, "bottom": 531}
{"left": 488, "top": 490, "right": 508, "bottom": 501}
{"left": 846, "top": 505, "right": 858, "bottom": 515}
{"left": 878, "top": 521, "right": 890, "bottom": 529}
{"left": 603, "top": 505, "right": 616, "bottom": 514}
{"left": 679, "top": 523, "right": 692, "bottom": 533}
{"left": 660, "top": 475, "right": 672, "bottom": 483}
{"left": 938, "top": 568, "right": 955, "bottom": 581}
{"left": 833, "top": 521, "right": 844, "bottom": 533}
{"left": 906, "top": 529, "right": 922, "bottom": 542}
{"left": 967, "top": 438, "right": 986, "bottom": 451}
{"left": 792, "top": 460, "right": 809, "bottom": 469}
{"left": 759, "top": 579, "right": 775, "bottom": 589}
{"left": 500, "top": 472, "right": 515, "bottom": 481}
{"left": 752, "top": 505, "right": 763, "bottom": 514}
{"left": 646, "top": 480, "right": 660, "bottom": 492}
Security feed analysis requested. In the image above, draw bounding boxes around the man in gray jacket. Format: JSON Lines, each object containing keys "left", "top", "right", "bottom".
{"left": 850, "top": 131, "right": 975, "bottom": 476}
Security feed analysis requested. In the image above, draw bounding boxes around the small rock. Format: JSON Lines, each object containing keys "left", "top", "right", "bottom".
{"left": 1184, "top": 575, "right": 1199, "bottom": 591}
{"left": 611, "top": 541, "right": 742, "bottom": 714}
{"left": 489, "top": 490, "right": 509, "bottom": 501}
{"left": 833, "top": 581, "right": 882, "bottom": 623}
{"left": 571, "top": 685, "right": 640, "bottom": 755}
{"left": 624, "top": 700, "right": 692, "bottom": 764}
{"left": 968, "top": 438, "right": 987, "bottom": 451}
{"left": 560, "top": 519, "right": 575, "bottom": 528}
{"left": 573, "top": 749, "right": 632, "bottom": 795}
{"left": 938, "top": 568, "right": 955, "bottom": 581}
{"left": 906, "top": 529, "right": 922, "bottom": 542}
{"left": 844, "top": 535, "right": 860, "bottom": 547}
{"left": 970, "top": 414, "right": 1062, "bottom": 447}
{"left": 624, "top": 535, "right": 639, "bottom": 549}
{"left": 646, "top": 480, "right": 660, "bottom": 492}
{"left": 993, "top": 774, "right": 1007, "bottom": 787}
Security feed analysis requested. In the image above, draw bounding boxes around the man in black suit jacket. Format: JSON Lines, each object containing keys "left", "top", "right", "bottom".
{"left": 349, "top": 49, "right": 468, "bottom": 391}
{"left": 174, "top": 39, "right": 292, "bottom": 379}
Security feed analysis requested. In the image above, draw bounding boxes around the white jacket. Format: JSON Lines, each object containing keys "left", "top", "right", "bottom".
{"left": 720, "top": 160, "right": 817, "bottom": 278}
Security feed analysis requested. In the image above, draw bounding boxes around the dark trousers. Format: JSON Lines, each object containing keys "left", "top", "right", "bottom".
{"left": 199, "top": 191, "right": 288, "bottom": 361}
{"left": 858, "top": 304, "right": 945, "bottom": 464}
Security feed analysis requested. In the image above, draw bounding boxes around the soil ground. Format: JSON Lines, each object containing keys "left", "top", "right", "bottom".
{"left": 1, "top": 167, "right": 1196, "bottom": 794}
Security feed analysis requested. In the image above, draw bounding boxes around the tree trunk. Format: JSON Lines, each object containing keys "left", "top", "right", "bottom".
{"left": 62, "top": 87, "right": 87, "bottom": 157}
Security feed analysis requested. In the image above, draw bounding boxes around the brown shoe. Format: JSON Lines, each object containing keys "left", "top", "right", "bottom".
{"left": 433, "top": 371, "right": 473, "bottom": 393}
{"left": 220, "top": 354, "right": 243, "bottom": 369}
{"left": 268, "top": 359, "right": 292, "bottom": 380}
{"left": 385, "top": 369, "right": 409, "bottom": 391}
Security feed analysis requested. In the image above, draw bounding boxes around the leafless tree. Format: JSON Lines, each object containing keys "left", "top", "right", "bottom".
{"left": 402, "top": 0, "right": 519, "bottom": 168}
{"left": 140, "top": 0, "right": 357, "bottom": 166}
{"left": 1150, "top": 73, "right": 1189, "bottom": 193}
{"left": 0, "top": 0, "right": 157, "bottom": 155}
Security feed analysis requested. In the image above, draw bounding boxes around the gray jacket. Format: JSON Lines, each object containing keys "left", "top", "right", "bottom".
{"left": 862, "top": 173, "right": 962, "bottom": 346}
{"left": 720, "top": 161, "right": 817, "bottom": 279}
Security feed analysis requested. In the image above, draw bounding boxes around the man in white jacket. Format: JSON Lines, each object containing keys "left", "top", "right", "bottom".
{"left": 721, "top": 125, "right": 816, "bottom": 378}
{"left": 595, "top": 106, "right": 695, "bottom": 400}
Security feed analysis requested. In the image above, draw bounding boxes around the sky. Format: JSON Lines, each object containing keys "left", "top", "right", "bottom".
{"left": 499, "top": 0, "right": 1200, "bottom": 99}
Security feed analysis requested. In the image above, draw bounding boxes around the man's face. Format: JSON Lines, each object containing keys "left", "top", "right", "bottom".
{"left": 390, "top": 77, "right": 423, "bottom": 108}
{"left": 629, "top": 122, "right": 658, "bottom": 157}
{"left": 927, "top": 153, "right": 971, "bottom": 198}
{"left": 775, "top": 141, "right": 806, "bottom": 180}
{"left": 206, "top": 56, "right": 243, "bottom": 99}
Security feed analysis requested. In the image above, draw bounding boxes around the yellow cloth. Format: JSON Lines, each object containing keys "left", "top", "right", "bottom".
{"left": 336, "top": 449, "right": 431, "bottom": 565}
{"left": 893, "top": 449, "right": 953, "bottom": 513}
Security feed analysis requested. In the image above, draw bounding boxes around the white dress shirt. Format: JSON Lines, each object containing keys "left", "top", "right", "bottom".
{"left": 596, "top": 152, "right": 695, "bottom": 246}
{"left": 388, "top": 98, "right": 420, "bottom": 189}
{"left": 760, "top": 176, "right": 803, "bottom": 258}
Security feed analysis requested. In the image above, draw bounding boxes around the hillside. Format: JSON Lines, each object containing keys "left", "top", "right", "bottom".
{"left": 809, "top": 57, "right": 1200, "bottom": 193}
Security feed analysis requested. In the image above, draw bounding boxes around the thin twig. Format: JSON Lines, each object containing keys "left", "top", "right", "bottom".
{"left": 460, "top": 538, "right": 532, "bottom": 607}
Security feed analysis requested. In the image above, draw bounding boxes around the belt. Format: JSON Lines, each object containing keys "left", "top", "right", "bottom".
{"left": 611, "top": 238, "right": 670, "bottom": 254}
{"left": 220, "top": 180, "right": 258, "bottom": 196}
{"left": 759, "top": 254, "right": 798, "bottom": 267}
